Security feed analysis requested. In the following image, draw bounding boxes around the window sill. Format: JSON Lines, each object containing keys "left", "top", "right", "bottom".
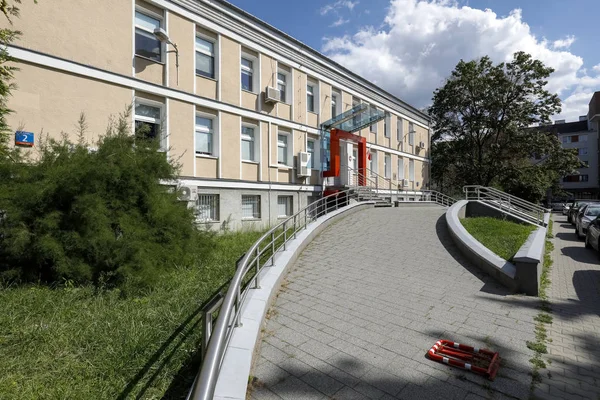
{"left": 242, "top": 218, "right": 262, "bottom": 222}
{"left": 242, "top": 89, "right": 258, "bottom": 95}
{"left": 307, "top": 111, "right": 319, "bottom": 116}
{"left": 196, "top": 153, "right": 218, "bottom": 159}
{"left": 242, "top": 160, "right": 259, "bottom": 165}
{"left": 196, "top": 220, "right": 220, "bottom": 224}
{"left": 135, "top": 54, "right": 165, "bottom": 65}
{"left": 196, "top": 74, "right": 218, "bottom": 82}
{"left": 277, "top": 164, "right": 293, "bottom": 170}
{"left": 277, "top": 216, "right": 292, "bottom": 220}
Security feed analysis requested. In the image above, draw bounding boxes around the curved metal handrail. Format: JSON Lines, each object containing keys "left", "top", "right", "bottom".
{"left": 188, "top": 187, "right": 367, "bottom": 400}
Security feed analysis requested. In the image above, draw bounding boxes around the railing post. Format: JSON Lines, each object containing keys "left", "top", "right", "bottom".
{"left": 293, "top": 215, "right": 297, "bottom": 239}
{"left": 335, "top": 194, "right": 339, "bottom": 210}
{"left": 254, "top": 247, "right": 261, "bottom": 289}
{"left": 202, "top": 310, "right": 212, "bottom": 358}
{"left": 271, "top": 231, "right": 275, "bottom": 266}
{"left": 304, "top": 208, "right": 308, "bottom": 229}
{"left": 235, "top": 283, "right": 243, "bottom": 327}
{"left": 283, "top": 221, "right": 287, "bottom": 251}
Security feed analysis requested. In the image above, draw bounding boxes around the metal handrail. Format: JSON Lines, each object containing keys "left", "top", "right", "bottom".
{"left": 188, "top": 187, "right": 368, "bottom": 400}
{"left": 463, "top": 185, "right": 548, "bottom": 226}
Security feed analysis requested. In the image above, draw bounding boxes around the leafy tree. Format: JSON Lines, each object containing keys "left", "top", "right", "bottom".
{"left": 430, "top": 52, "right": 580, "bottom": 202}
{"left": 0, "top": 108, "right": 205, "bottom": 292}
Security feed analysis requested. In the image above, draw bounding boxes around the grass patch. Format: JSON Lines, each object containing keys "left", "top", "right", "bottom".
{"left": 460, "top": 217, "right": 536, "bottom": 261}
{"left": 0, "top": 230, "right": 264, "bottom": 399}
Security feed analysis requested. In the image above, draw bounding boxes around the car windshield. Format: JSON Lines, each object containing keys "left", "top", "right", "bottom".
{"left": 585, "top": 207, "right": 600, "bottom": 217}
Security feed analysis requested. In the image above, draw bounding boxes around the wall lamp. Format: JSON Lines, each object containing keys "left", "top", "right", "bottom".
{"left": 154, "top": 28, "right": 179, "bottom": 85}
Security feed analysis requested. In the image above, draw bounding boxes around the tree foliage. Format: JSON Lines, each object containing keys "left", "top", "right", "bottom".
{"left": 0, "top": 109, "right": 205, "bottom": 292}
{"left": 429, "top": 52, "right": 580, "bottom": 202}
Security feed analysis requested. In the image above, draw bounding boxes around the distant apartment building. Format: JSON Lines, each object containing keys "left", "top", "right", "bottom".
{"left": 5, "top": 0, "right": 430, "bottom": 230}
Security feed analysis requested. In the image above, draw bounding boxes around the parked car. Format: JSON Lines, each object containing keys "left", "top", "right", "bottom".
{"left": 551, "top": 202, "right": 565, "bottom": 212}
{"left": 585, "top": 216, "right": 600, "bottom": 251}
{"left": 562, "top": 203, "right": 571, "bottom": 215}
{"left": 575, "top": 204, "right": 600, "bottom": 239}
{"left": 568, "top": 201, "right": 599, "bottom": 225}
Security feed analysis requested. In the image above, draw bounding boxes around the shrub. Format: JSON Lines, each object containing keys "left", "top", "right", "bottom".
{"left": 0, "top": 108, "right": 204, "bottom": 291}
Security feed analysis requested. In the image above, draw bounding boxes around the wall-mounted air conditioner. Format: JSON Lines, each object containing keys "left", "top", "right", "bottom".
{"left": 264, "top": 87, "right": 280, "bottom": 103}
{"left": 178, "top": 186, "right": 197, "bottom": 201}
{"left": 402, "top": 179, "right": 409, "bottom": 187}
{"left": 297, "top": 152, "right": 311, "bottom": 177}
{"left": 418, "top": 141, "right": 426, "bottom": 148}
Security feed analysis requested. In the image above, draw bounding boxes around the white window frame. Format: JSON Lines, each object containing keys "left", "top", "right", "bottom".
{"left": 277, "top": 69, "right": 289, "bottom": 103}
{"left": 384, "top": 113, "right": 390, "bottom": 138}
{"left": 195, "top": 112, "right": 218, "bottom": 157}
{"left": 408, "top": 122, "right": 415, "bottom": 146}
{"left": 196, "top": 194, "right": 220, "bottom": 222}
{"left": 353, "top": 148, "right": 358, "bottom": 171}
{"left": 241, "top": 52, "right": 258, "bottom": 93}
{"left": 195, "top": 34, "right": 216, "bottom": 79}
{"left": 241, "top": 124, "right": 258, "bottom": 162}
{"left": 195, "top": 114, "right": 215, "bottom": 156}
{"left": 397, "top": 116, "right": 404, "bottom": 142}
{"left": 307, "top": 84, "right": 316, "bottom": 113}
{"left": 384, "top": 154, "right": 391, "bottom": 178}
{"left": 277, "top": 195, "right": 293, "bottom": 218}
{"left": 579, "top": 148, "right": 588, "bottom": 156}
{"left": 331, "top": 89, "right": 342, "bottom": 118}
{"left": 307, "top": 139, "right": 316, "bottom": 170}
{"left": 369, "top": 151, "right": 377, "bottom": 176}
{"left": 134, "top": 98, "right": 165, "bottom": 151}
{"left": 398, "top": 157, "right": 404, "bottom": 181}
{"left": 409, "top": 159, "right": 415, "bottom": 182}
{"left": 134, "top": 8, "right": 164, "bottom": 63}
{"left": 277, "top": 131, "right": 291, "bottom": 166}
{"left": 241, "top": 195, "right": 261, "bottom": 220}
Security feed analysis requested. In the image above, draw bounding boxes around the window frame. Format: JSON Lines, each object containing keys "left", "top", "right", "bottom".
{"left": 370, "top": 106, "right": 378, "bottom": 133}
{"left": 241, "top": 124, "right": 257, "bottom": 162}
{"left": 134, "top": 98, "right": 165, "bottom": 150}
{"left": 277, "top": 195, "right": 293, "bottom": 218}
{"left": 241, "top": 53, "right": 257, "bottom": 93}
{"left": 384, "top": 113, "right": 390, "bottom": 138}
{"left": 277, "top": 131, "right": 291, "bottom": 166}
{"left": 409, "top": 159, "right": 415, "bottom": 181}
{"left": 306, "top": 84, "right": 315, "bottom": 113}
{"left": 369, "top": 151, "right": 377, "bottom": 176}
{"left": 397, "top": 117, "right": 403, "bottom": 142}
{"left": 241, "top": 195, "right": 261, "bottom": 220}
{"left": 277, "top": 70, "right": 288, "bottom": 103}
{"left": 307, "top": 139, "right": 316, "bottom": 169}
{"left": 196, "top": 193, "right": 220, "bottom": 222}
{"left": 408, "top": 122, "right": 415, "bottom": 146}
{"left": 134, "top": 9, "right": 164, "bottom": 63}
{"left": 398, "top": 157, "right": 404, "bottom": 181}
{"left": 384, "top": 153, "right": 391, "bottom": 178}
{"left": 195, "top": 35, "right": 216, "bottom": 79}
{"left": 195, "top": 113, "right": 215, "bottom": 156}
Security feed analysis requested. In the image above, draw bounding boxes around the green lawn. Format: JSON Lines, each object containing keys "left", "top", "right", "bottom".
{"left": 0, "top": 230, "right": 264, "bottom": 400}
{"left": 460, "top": 217, "right": 536, "bottom": 261}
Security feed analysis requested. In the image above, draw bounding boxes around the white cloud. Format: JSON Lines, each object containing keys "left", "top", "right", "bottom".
{"left": 593, "top": 63, "right": 600, "bottom": 72}
{"left": 321, "top": 0, "right": 598, "bottom": 122}
{"left": 320, "top": 1, "right": 359, "bottom": 16}
{"left": 552, "top": 35, "right": 575, "bottom": 49}
{"left": 330, "top": 17, "right": 350, "bottom": 27}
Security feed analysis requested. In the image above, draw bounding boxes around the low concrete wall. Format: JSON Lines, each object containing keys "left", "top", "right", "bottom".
{"left": 446, "top": 200, "right": 547, "bottom": 295}
{"left": 466, "top": 201, "right": 533, "bottom": 226}
{"left": 213, "top": 202, "right": 374, "bottom": 400}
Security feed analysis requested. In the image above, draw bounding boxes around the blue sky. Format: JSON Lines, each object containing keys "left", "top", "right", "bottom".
{"left": 228, "top": 0, "right": 600, "bottom": 121}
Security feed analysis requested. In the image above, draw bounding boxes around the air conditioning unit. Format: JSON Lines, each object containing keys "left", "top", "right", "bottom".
{"left": 264, "top": 87, "right": 280, "bottom": 103}
{"left": 401, "top": 179, "right": 410, "bottom": 187}
{"left": 297, "top": 152, "right": 311, "bottom": 177}
{"left": 418, "top": 141, "right": 426, "bottom": 148}
{"left": 178, "top": 186, "right": 197, "bottom": 201}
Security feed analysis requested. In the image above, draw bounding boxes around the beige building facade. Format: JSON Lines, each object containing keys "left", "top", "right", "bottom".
{"left": 5, "top": 0, "right": 431, "bottom": 230}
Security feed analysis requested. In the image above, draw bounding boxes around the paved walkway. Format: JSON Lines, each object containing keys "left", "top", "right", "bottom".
{"left": 531, "top": 214, "right": 600, "bottom": 400}
{"left": 251, "top": 207, "right": 539, "bottom": 400}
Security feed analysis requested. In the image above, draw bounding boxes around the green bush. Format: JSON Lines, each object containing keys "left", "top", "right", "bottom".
{"left": 0, "top": 108, "right": 204, "bottom": 291}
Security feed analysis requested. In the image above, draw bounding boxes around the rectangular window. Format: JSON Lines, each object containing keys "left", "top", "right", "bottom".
{"left": 135, "top": 101, "right": 163, "bottom": 148}
{"left": 579, "top": 148, "right": 588, "bottom": 156}
{"left": 278, "top": 134, "right": 288, "bottom": 165}
{"left": 241, "top": 57, "right": 254, "bottom": 92}
{"left": 135, "top": 11, "right": 162, "bottom": 62}
{"left": 195, "top": 116, "right": 213, "bottom": 155}
{"left": 277, "top": 72, "right": 287, "bottom": 102}
{"left": 398, "top": 158, "right": 404, "bottom": 181}
{"left": 307, "top": 85, "right": 315, "bottom": 113}
{"left": 331, "top": 94, "right": 338, "bottom": 118}
{"left": 384, "top": 154, "right": 391, "bottom": 178}
{"left": 563, "top": 175, "right": 589, "bottom": 182}
{"left": 369, "top": 151, "right": 377, "bottom": 175}
{"left": 307, "top": 139, "right": 315, "bottom": 169}
{"left": 352, "top": 98, "right": 361, "bottom": 126}
{"left": 278, "top": 196, "right": 293, "bottom": 217}
{"left": 370, "top": 106, "right": 378, "bottom": 133}
{"left": 384, "top": 114, "right": 390, "bottom": 138}
{"left": 408, "top": 122, "right": 415, "bottom": 146}
{"left": 580, "top": 135, "right": 588, "bottom": 142}
{"left": 195, "top": 37, "right": 215, "bottom": 78}
{"left": 409, "top": 159, "right": 415, "bottom": 181}
{"left": 196, "top": 194, "right": 219, "bottom": 222}
{"left": 353, "top": 148, "right": 358, "bottom": 171}
{"left": 397, "top": 117, "right": 403, "bottom": 141}
{"left": 242, "top": 195, "right": 261, "bottom": 219}
{"left": 241, "top": 126, "right": 255, "bottom": 161}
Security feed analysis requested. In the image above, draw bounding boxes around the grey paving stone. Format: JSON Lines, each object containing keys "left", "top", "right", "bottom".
{"left": 270, "top": 375, "right": 327, "bottom": 400}
{"left": 331, "top": 385, "right": 370, "bottom": 400}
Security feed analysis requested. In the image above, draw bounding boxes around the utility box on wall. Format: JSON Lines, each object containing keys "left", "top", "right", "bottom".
{"left": 15, "top": 131, "right": 34, "bottom": 147}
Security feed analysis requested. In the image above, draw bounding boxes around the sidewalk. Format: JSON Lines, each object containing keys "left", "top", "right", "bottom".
{"left": 532, "top": 214, "right": 600, "bottom": 400}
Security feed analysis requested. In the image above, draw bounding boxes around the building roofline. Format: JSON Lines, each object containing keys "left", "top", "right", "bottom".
{"left": 195, "top": 0, "right": 430, "bottom": 123}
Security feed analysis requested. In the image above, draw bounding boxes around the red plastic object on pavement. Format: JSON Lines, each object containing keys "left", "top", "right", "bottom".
{"left": 426, "top": 340, "right": 501, "bottom": 381}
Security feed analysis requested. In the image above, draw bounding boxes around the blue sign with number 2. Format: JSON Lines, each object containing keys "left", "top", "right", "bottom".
{"left": 15, "top": 131, "right": 34, "bottom": 147}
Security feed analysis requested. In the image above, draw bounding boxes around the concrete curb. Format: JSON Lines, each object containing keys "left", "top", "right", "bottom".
{"left": 213, "top": 202, "right": 374, "bottom": 400}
